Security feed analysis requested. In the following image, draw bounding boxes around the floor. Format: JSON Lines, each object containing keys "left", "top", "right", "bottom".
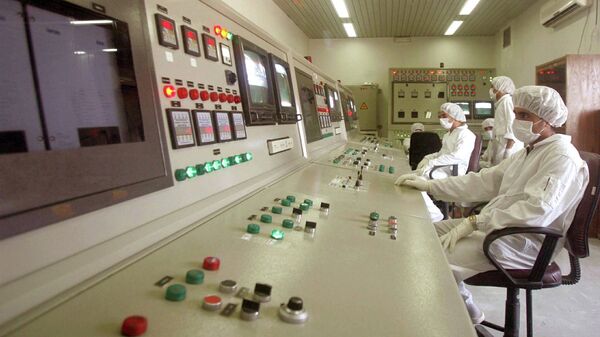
{"left": 469, "top": 238, "right": 600, "bottom": 336}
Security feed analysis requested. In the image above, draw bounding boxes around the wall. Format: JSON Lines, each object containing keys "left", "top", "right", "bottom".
{"left": 221, "top": 0, "right": 309, "bottom": 55}
{"left": 307, "top": 36, "right": 496, "bottom": 137}
{"left": 496, "top": 0, "right": 600, "bottom": 86}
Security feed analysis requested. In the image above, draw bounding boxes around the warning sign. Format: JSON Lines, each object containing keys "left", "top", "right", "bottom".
{"left": 360, "top": 102, "right": 368, "bottom": 110}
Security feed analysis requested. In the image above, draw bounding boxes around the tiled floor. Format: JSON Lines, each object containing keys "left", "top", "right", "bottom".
{"left": 469, "top": 238, "right": 600, "bottom": 336}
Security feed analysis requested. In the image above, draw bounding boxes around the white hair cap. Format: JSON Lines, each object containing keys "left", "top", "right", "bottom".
{"left": 482, "top": 118, "right": 494, "bottom": 129}
{"left": 440, "top": 102, "right": 466, "bottom": 122}
{"left": 411, "top": 123, "right": 425, "bottom": 133}
{"left": 513, "top": 86, "right": 568, "bottom": 127}
{"left": 491, "top": 76, "right": 516, "bottom": 95}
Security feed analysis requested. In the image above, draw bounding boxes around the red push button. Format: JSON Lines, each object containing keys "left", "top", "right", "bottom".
{"left": 210, "top": 92, "right": 219, "bottom": 102}
{"left": 471, "top": 91, "right": 476, "bottom": 96}
{"left": 227, "top": 94, "right": 234, "bottom": 103}
{"left": 200, "top": 90, "right": 210, "bottom": 101}
{"left": 121, "top": 316, "right": 147, "bottom": 336}
{"left": 177, "top": 87, "right": 188, "bottom": 99}
{"left": 219, "top": 93, "right": 227, "bottom": 102}
{"left": 203, "top": 256, "right": 220, "bottom": 270}
{"left": 234, "top": 95, "right": 241, "bottom": 104}
{"left": 163, "top": 85, "right": 176, "bottom": 98}
{"left": 189, "top": 89, "right": 200, "bottom": 100}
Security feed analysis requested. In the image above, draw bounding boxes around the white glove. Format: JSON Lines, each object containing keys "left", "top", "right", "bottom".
{"left": 402, "top": 176, "right": 431, "bottom": 193}
{"left": 394, "top": 173, "right": 418, "bottom": 186}
{"left": 439, "top": 218, "right": 475, "bottom": 253}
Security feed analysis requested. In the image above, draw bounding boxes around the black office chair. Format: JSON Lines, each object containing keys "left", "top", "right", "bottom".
{"left": 409, "top": 132, "right": 442, "bottom": 170}
{"left": 466, "top": 151, "right": 600, "bottom": 337}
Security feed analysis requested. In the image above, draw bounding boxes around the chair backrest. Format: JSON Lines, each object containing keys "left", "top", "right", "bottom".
{"left": 409, "top": 132, "right": 442, "bottom": 170}
{"left": 565, "top": 151, "right": 600, "bottom": 259}
{"left": 467, "top": 133, "right": 483, "bottom": 173}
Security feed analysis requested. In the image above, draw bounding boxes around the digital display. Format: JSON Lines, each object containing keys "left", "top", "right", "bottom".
{"left": 243, "top": 50, "right": 270, "bottom": 105}
{"left": 155, "top": 14, "right": 178, "bottom": 49}
{"left": 274, "top": 63, "right": 292, "bottom": 107}
{"left": 214, "top": 112, "right": 232, "bottom": 141}
{"left": 230, "top": 112, "right": 247, "bottom": 139}
{"left": 453, "top": 101, "right": 471, "bottom": 115}
{"left": 202, "top": 33, "right": 218, "bottom": 61}
{"left": 192, "top": 110, "right": 215, "bottom": 145}
{"left": 166, "top": 109, "right": 194, "bottom": 148}
{"left": 181, "top": 25, "right": 200, "bottom": 56}
{"left": 474, "top": 102, "right": 493, "bottom": 117}
{"left": 220, "top": 43, "right": 232, "bottom": 66}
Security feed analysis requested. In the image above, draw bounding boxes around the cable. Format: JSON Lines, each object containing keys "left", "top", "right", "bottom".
{"left": 577, "top": 7, "right": 591, "bottom": 54}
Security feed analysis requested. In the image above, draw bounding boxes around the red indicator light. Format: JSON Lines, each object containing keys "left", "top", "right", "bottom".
{"left": 210, "top": 92, "right": 219, "bottom": 102}
{"left": 227, "top": 94, "right": 234, "bottom": 103}
{"left": 348, "top": 110, "right": 353, "bottom": 117}
{"left": 471, "top": 91, "right": 476, "bottom": 96}
{"left": 161, "top": 20, "right": 173, "bottom": 30}
{"left": 177, "top": 87, "right": 188, "bottom": 99}
{"left": 200, "top": 90, "right": 210, "bottom": 101}
{"left": 471, "top": 84, "right": 476, "bottom": 89}
{"left": 189, "top": 89, "right": 200, "bottom": 100}
{"left": 207, "top": 37, "right": 216, "bottom": 46}
{"left": 234, "top": 95, "right": 241, "bottom": 104}
{"left": 163, "top": 85, "right": 176, "bottom": 98}
{"left": 219, "top": 93, "right": 227, "bottom": 102}
{"left": 187, "top": 31, "right": 197, "bottom": 39}
{"left": 214, "top": 25, "right": 222, "bottom": 35}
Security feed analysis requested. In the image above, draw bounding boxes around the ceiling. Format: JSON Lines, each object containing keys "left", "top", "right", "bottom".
{"left": 273, "top": 0, "right": 538, "bottom": 38}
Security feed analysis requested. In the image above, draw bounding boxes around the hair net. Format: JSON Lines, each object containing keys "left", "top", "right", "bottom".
{"left": 440, "top": 102, "right": 466, "bottom": 122}
{"left": 513, "top": 86, "right": 568, "bottom": 127}
{"left": 411, "top": 123, "right": 424, "bottom": 133}
{"left": 482, "top": 118, "right": 494, "bottom": 129}
{"left": 491, "top": 76, "right": 516, "bottom": 95}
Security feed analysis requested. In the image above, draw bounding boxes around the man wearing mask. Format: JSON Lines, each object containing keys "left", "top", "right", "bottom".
{"left": 490, "top": 76, "right": 524, "bottom": 163}
{"left": 399, "top": 86, "right": 589, "bottom": 324}
{"left": 479, "top": 118, "right": 497, "bottom": 169}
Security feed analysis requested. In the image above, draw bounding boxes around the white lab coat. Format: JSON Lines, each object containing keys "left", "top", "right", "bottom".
{"left": 479, "top": 137, "right": 501, "bottom": 169}
{"left": 492, "top": 95, "right": 524, "bottom": 164}
{"left": 430, "top": 134, "right": 589, "bottom": 270}
{"left": 418, "top": 125, "right": 476, "bottom": 179}
{"left": 402, "top": 137, "right": 411, "bottom": 153}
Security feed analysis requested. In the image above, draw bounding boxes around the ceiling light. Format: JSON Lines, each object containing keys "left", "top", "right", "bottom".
{"left": 70, "top": 20, "right": 114, "bottom": 25}
{"left": 444, "top": 20, "right": 463, "bottom": 35}
{"left": 331, "top": 0, "right": 349, "bottom": 18}
{"left": 343, "top": 23, "right": 356, "bottom": 37}
{"left": 459, "top": 0, "right": 480, "bottom": 15}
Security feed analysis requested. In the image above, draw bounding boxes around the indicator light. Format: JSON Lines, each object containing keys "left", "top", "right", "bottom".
{"left": 220, "top": 29, "right": 228, "bottom": 39}
{"left": 227, "top": 94, "right": 234, "bottom": 103}
{"left": 174, "top": 169, "right": 187, "bottom": 181}
{"left": 233, "top": 154, "right": 243, "bottom": 164}
{"left": 221, "top": 157, "right": 231, "bottom": 168}
{"left": 189, "top": 89, "right": 200, "bottom": 100}
{"left": 200, "top": 90, "right": 210, "bottom": 101}
{"left": 210, "top": 92, "right": 219, "bottom": 102}
{"left": 271, "top": 229, "right": 285, "bottom": 240}
{"left": 163, "top": 85, "right": 176, "bottom": 98}
{"left": 185, "top": 166, "right": 197, "bottom": 178}
{"left": 244, "top": 152, "right": 253, "bottom": 161}
{"left": 196, "top": 164, "right": 205, "bottom": 175}
{"left": 212, "top": 160, "right": 222, "bottom": 171}
{"left": 177, "top": 87, "right": 188, "bottom": 99}
{"left": 219, "top": 93, "right": 227, "bottom": 102}
{"left": 234, "top": 95, "right": 241, "bottom": 104}
{"left": 214, "top": 25, "right": 222, "bottom": 36}
{"left": 226, "top": 32, "right": 233, "bottom": 40}
{"left": 204, "top": 162, "right": 214, "bottom": 173}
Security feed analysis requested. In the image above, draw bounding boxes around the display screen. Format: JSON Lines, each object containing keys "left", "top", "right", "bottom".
{"left": 215, "top": 112, "right": 232, "bottom": 141}
{"left": 0, "top": 0, "right": 143, "bottom": 154}
{"left": 453, "top": 102, "right": 471, "bottom": 115}
{"left": 474, "top": 102, "right": 493, "bottom": 117}
{"left": 231, "top": 112, "right": 247, "bottom": 139}
{"left": 202, "top": 33, "right": 218, "bottom": 61}
{"left": 167, "top": 109, "right": 194, "bottom": 148}
{"left": 220, "top": 43, "right": 232, "bottom": 66}
{"left": 193, "top": 110, "right": 215, "bottom": 144}
{"left": 274, "top": 63, "right": 292, "bottom": 107}
{"left": 244, "top": 49, "right": 270, "bottom": 105}
{"left": 182, "top": 26, "right": 200, "bottom": 56}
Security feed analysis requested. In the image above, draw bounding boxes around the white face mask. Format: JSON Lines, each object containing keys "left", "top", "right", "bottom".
{"left": 513, "top": 119, "right": 545, "bottom": 144}
{"left": 482, "top": 130, "right": 493, "bottom": 140}
{"left": 489, "top": 88, "right": 496, "bottom": 101}
{"left": 439, "top": 118, "right": 453, "bottom": 129}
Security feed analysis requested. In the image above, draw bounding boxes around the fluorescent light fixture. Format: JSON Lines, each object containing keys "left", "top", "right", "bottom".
{"left": 73, "top": 51, "right": 86, "bottom": 55}
{"left": 102, "top": 48, "right": 118, "bottom": 52}
{"left": 70, "top": 20, "right": 113, "bottom": 25}
{"left": 444, "top": 20, "right": 463, "bottom": 35}
{"left": 343, "top": 23, "right": 357, "bottom": 37}
{"left": 331, "top": 0, "right": 349, "bottom": 18}
{"left": 459, "top": 0, "right": 480, "bottom": 15}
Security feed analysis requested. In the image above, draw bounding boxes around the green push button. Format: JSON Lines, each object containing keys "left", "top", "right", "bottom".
{"left": 185, "top": 166, "right": 197, "bottom": 178}
{"left": 247, "top": 223, "right": 260, "bottom": 234}
{"left": 165, "top": 284, "right": 186, "bottom": 301}
{"left": 271, "top": 229, "right": 285, "bottom": 240}
{"left": 212, "top": 160, "right": 222, "bottom": 171}
{"left": 299, "top": 203, "right": 309, "bottom": 211}
{"left": 286, "top": 195, "right": 296, "bottom": 202}
{"left": 196, "top": 164, "right": 206, "bottom": 175}
{"left": 233, "top": 154, "right": 243, "bottom": 164}
{"left": 221, "top": 157, "right": 231, "bottom": 168}
{"left": 378, "top": 164, "right": 385, "bottom": 172}
{"left": 186, "top": 269, "right": 205, "bottom": 285}
{"left": 203, "top": 162, "right": 214, "bottom": 173}
{"left": 174, "top": 169, "right": 187, "bottom": 182}
{"left": 304, "top": 199, "right": 313, "bottom": 206}
{"left": 272, "top": 206, "right": 283, "bottom": 214}
{"left": 282, "top": 219, "right": 294, "bottom": 229}
{"left": 369, "top": 212, "right": 380, "bottom": 221}
{"left": 389, "top": 166, "right": 396, "bottom": 174}
{"left": 260, "top": 214, "right": 272, "bottom": 223}
{"left": 281, "top": 199, "right": 291, "bottom": 207}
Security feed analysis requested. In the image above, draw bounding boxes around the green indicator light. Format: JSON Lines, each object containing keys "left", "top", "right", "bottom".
{"left": 196, "top": 164, "right": 205, "bottom": 175}
{"left": 227, "top": 156, "right": 237, "bottom": 166}
{"left": 304, "top": 199, "right": 313, "bottom": 206}
{"left": 174, "top": 169, "right": 187, "bottom": 181}
{"left": 212, "top": 160, "right": 222, "bottom": 171}
{"left": 378, "top": 164, "right": 385, "bottom": 172}
{"left": 227, "top": 32, "right": 233, "bottom": 40}
{"left": 204, "top": 162, "right": 213, "bottom": 173}
{"left": 221, "top": 157, "right": 231, "bottom": 168}
{"left": 370, "top": 212, "right": 380, "bottom": 221}
{"left": 271, "top": 229, "right": 285, "bottom": 240}
{"left": 247, "top": 223, "right": 260, "bottom": 234}
{"left": 234, "top": 155, "right": 243, "bottom": 164}
{"left": 389, "top": 166, "right": 396, "bottom": 174}
{"left": 185, "top": 166, "right": 197, "bottom": 178}
{"left": 244, "top": 152, "right": 253, "bottom": 161}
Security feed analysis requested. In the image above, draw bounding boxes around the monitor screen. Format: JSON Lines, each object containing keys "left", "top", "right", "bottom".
{"left": 454, "top": 102, "right": 471, "bottom": 115}
{"left": 274, "top": 63, "right": 292, "bottom": 107}
{"left": 243, "top": 49, "right": 270, "bottom": 105}
{"left": 474, "top": 102, "right": 493, "bottom": 117}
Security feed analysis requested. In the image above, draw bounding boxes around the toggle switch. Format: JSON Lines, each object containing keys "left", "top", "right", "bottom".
{"left": 240, "top": 299, "right": 261, "bottom": 321}
{"left": 278, "top": 296, "right": 308, "bottom": 324}
{"left": 304, "top": 221, "right": 316, "bottom": 234}
{"left": 253, "top": 283, "right": 272, "bottom": 302}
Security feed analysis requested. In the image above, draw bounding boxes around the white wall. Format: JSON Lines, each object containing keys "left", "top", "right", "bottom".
{"left": 496, "top": 0, "right": 600, "bottom": 86}
{"left": 221, "top": 0, "right": 309, "bottom": 55}
{"left": 308, "top": 36, "right": 496, "bottom": 136}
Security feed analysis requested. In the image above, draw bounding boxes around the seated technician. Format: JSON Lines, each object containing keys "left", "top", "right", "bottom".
{"left": 400, "top": 86, "right": 589, "bottom": 324}
{"left": 402, "top": 122, "right": 425, "bottom": 153}
{"left": 479, "top": 118, "right": 497, "bottom": 169}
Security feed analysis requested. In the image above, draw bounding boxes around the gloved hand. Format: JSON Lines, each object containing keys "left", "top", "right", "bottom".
{"left": 439, "top": 217, "right": 476, "bottom": 253}
{"left": 401, "top": 176, "right": 431, "bottom": 193}
{"left": 394, "top": 173, "right": 418, "bottom": 186}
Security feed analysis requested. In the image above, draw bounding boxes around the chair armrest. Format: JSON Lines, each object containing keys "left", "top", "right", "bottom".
{"left": 428, "top": 164, "right": 458, "bottom": 179}
{"left": 482, "top": 226, "right": 563, "bottom": 289}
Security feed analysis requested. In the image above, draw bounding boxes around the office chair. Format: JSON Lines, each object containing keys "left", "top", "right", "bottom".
{"left": 466, "top": 151, "right": 600, "bottom": 337}
{"left": 409, "top": 132, "right": 442, "bottom": 170}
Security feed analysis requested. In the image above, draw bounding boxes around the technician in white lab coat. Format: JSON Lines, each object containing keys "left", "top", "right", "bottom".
{"left": 402, "top": 122, "right": 425, "bottom": 153}
{"left": 400, "top": 86, "right": 589, "bottom": 323}
{"left": 490, "top": 76, "right": 523, "bottom": 163}
{"left": 479, "top": 118, "right": 498, "bottom": 169}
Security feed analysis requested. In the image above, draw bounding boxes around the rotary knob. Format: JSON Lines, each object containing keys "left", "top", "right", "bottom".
{"left": 278, "top": 296, "right": 308, "bottom": 324}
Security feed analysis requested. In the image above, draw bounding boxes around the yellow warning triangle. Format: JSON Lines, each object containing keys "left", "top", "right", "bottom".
{"left": 360, "top": 102, "right": 368, "bottom": 110}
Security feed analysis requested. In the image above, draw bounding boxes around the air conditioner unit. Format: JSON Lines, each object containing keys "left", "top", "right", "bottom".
{"left": 540, "top": 0, "right": 591, "bottom": 27}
